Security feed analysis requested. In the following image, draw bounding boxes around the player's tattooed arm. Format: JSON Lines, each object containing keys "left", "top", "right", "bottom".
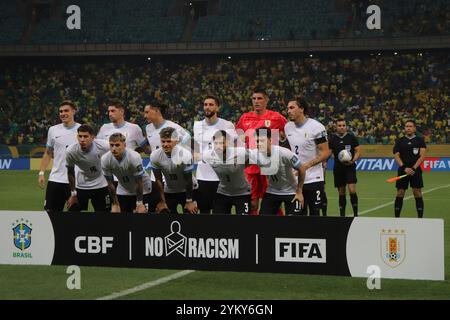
{"left": 105, "top": 176, "right": 120, "bottom": 213}
{"left": 154, "top": 169, "right": 169, "bottom": 213}
{"left": 183, "top": 171, "right": 198, "bottom": 214}
{"left": 66, "top": 166, "right": 78, "bottom": 209}
{"left": 135, "top": 176, "right": 147, "bottom": 213}
{"left": 293, "top": 165, "right": 306, "bottom": 209}
{"left": 306, "top": 140, "right": 331, "bottom": 169}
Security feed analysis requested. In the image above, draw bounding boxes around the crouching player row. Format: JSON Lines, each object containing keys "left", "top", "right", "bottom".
{"left": 65, "top": 124, "right": 307, "bottom": 215}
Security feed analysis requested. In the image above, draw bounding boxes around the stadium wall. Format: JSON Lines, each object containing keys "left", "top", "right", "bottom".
{"left": 0, "top": 157, "right": 449, "bottom": 172}
{"left": 0, "top": 36, "right": 449, "bottom": 56}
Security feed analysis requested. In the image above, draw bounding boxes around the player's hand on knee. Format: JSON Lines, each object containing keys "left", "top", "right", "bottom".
{"left": 156, "top": 201, "right": 169, "bottom": 214}
{"left": 111, "top": 204, "right": 121, "bottom": 213}
{"left": 184, "top": 201, "right": 198, "bottom": 214}
{"left": 292, "top": 192, "right": 304, "bottom": 210}
{"left": 135, "top": 203, "right": 147, "bottom": 214}
{"left": 66, "top": 195, "right": 78, "bottom": 209}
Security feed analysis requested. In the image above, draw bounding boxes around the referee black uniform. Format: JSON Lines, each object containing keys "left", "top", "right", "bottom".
{"left": 393, "top": 135, "right": 426, "bottom": 217}
{"left": 329, "top": 132, "right": 359, "bottom": 216}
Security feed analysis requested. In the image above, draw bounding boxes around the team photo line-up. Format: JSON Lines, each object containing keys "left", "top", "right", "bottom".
{"left": 38, "top": 88, "right": 427, "bottom": 217}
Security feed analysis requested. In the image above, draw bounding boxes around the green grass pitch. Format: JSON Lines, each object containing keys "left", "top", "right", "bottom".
{"left": 0, "top": 170, "right": 449, "bottom": 300}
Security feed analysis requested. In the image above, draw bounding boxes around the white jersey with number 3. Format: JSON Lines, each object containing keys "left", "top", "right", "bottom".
{"left": 285, "top": 118, "right": 327, "bottom": 185}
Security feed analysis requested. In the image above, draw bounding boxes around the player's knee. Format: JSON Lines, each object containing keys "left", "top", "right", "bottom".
{"left": 396, "top": 189, "right": 405, "bottom": 197}
{"left": 413, "top": 189, "right": 422, "bottom": 197}
{"left": 338, "top": 187, "right": 346, "bottom": 195}
{"left": 348, "top": 184, "right": 356, "bottom": 194}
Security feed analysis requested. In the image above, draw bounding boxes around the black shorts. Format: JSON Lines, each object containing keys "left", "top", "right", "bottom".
{"left": 45, "top": 181, "right": 70, "bottom": 212}
{"left": 260, "top": 193, "right": 302, "bottom": 216}
{"left": 68, "top": 187, "right": 111, "bottom": 213}
{"left": 396, "top": 168, "right": 424, "bottom": 189}
{"left": 302, "top": 181, "right": 325, "bottom": 216}
{"left": 195, "top": 180, "right": 219, "bottom": 214}
{"left": 213, "top": 193, "right": 251, "bottom": 215}
{"left": 117, "top": 193, "right": 153, "bottom": 213}
{"left": 333, "top": 165, "right": 357, "bottom": 188}
{"left": 147, "top": 181, "right": 161, "bottom": 213}
{"left": 165, "top": 192, "right": 187, "bottom": 214}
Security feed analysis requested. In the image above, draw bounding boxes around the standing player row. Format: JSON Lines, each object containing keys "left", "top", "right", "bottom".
{"left": 40, "top": 91, "right": 426, "bottom": 217}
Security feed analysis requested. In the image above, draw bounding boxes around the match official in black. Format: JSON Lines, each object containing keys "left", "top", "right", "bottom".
{"left": 329, "top": 118, "right": 360, "bottom": 217}
{"left": 393, "top": 120, "right": 427, "bottom": 218}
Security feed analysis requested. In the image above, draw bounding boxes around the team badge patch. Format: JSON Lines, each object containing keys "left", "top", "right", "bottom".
{"left": 381, "top": 229, "right": 406, "bottom": 268}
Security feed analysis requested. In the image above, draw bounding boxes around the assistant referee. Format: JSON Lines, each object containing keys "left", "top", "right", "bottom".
{"left": 393, "top": 120, "right": 427, "bottom": 218}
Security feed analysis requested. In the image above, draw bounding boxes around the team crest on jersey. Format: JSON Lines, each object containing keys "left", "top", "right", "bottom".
{"left": 265, "top": 120, "right": 271, "bottom": 127}
{"left": 413, "top": 148, "right": 419, "bottom": 155}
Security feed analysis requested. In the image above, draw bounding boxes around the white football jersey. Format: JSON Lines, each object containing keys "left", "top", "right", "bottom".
{"left": 146, "top": 120, "right": 191, "bottom": 152}
{"left": 285, "top": 118, "right": 327, "bottom": 184}
{"left": 251, "top": 145, "right": 302, "bottom": 195}
{"left": 150, "top": 145, "right": 198, "bottom": 194}
{"left": 46, "top": 123, "right": 81, "bottom": 183}
{"left": 203, "top": 147, "right": 250, "bottom": 196}
{"left": 193, "top": 118, "right": 238, "bottom": 181}
{"left": 101, "top": 148, "right": 152, "bottom": 196}
{"left": 66, "top": 139, "right": 110, "bottom": 189}
{"left": 97, "top": 122, "right": 146, "bottom": 150}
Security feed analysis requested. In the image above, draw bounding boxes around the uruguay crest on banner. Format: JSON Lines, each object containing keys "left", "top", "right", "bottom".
{"left": 380, "top": 229, "right": 406, "bottom": 268}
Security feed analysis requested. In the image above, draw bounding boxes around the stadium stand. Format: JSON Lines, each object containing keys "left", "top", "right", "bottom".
{"left": 1, "top": 0, "right": 448, "bottom": 44}
{"left": 1, "top": 51, "right": 448, "bottom": 145}
{"left": 29, "top": 0, "right": 184, "bottom": 44}
{"left": 0, "top": 0, "right": 27, "bottom": 44}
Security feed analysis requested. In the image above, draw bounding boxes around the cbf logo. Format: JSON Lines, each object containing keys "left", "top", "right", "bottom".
{"left": 12, "top": 219, "right": 32, "bottom": 251}
{"left": 381, "top": 229, "right": 406, "bottom": 268}
{"left": 145, "top": 221, "right": 239, "bottom": 259}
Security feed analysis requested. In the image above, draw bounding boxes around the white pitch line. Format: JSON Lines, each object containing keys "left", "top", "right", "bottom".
{"left": 96, "top": 270, "right": 195, "bottom": 300}
{"left": 96, "top": 183, "right": 449, "bottom": 300}
{"left": 359, "top": 183, "right": 450, "bottom": 216}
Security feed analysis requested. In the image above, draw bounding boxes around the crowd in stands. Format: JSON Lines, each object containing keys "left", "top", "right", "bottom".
{"left": 0, "top": 51, "right": 448, "bottom": 146}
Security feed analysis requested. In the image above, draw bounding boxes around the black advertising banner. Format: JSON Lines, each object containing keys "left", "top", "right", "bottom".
{"left": 49, "top": 212, "right": 353, "bottom": 276}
